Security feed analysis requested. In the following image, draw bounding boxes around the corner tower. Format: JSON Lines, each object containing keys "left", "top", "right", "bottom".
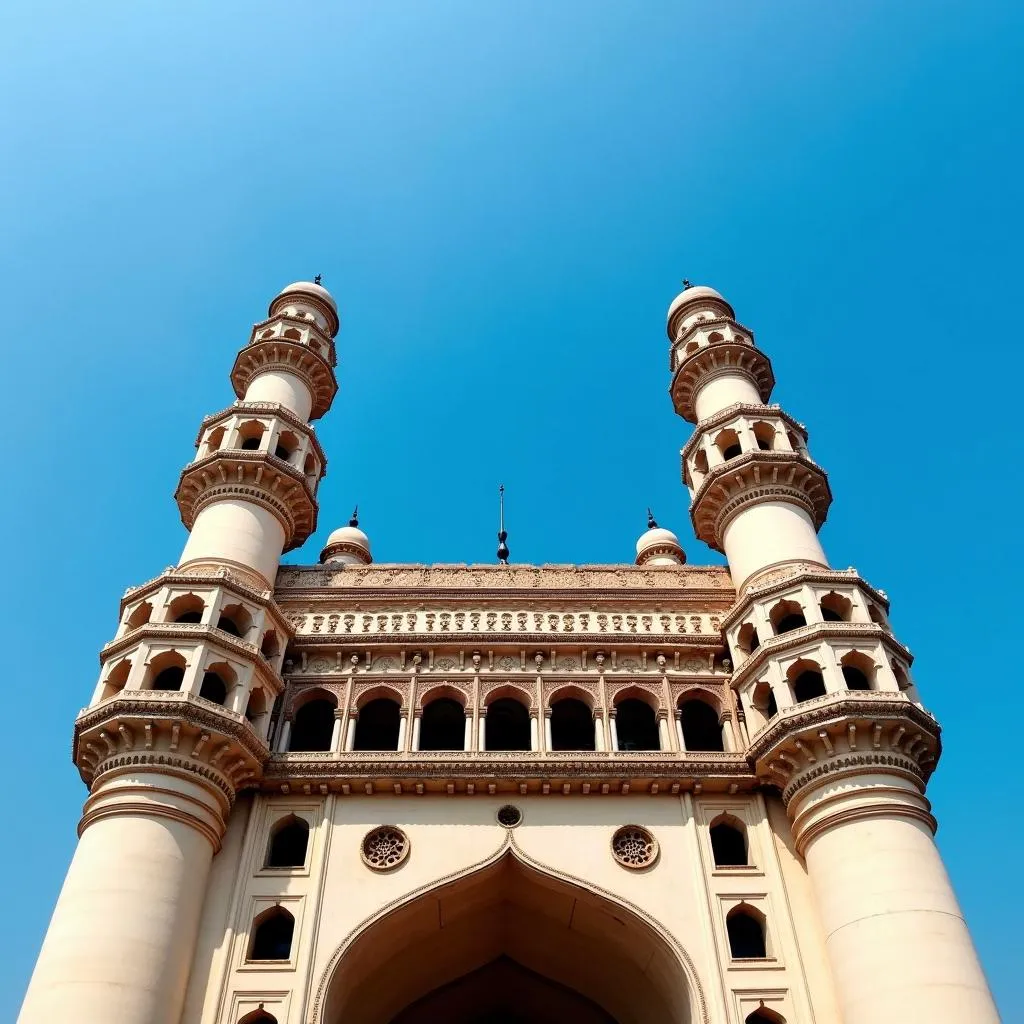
{"left": 668, "top": 283, "right": 998, "bottom": 1023}
{"left": 18, "top": 282, "right": 340, "bottom": 1024}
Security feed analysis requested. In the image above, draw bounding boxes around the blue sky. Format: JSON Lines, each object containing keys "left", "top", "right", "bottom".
{"left": 1, "top": 0, "right": 1021, "bottom": 1017}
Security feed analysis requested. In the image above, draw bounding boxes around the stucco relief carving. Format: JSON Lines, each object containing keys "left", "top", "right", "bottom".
{"left": 360, "top": 826, "right": 410, "bottom": 871}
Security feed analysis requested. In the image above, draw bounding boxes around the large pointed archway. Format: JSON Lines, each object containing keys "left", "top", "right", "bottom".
{"left": 316, "top": 845, "right": 700, "bottom": 1024}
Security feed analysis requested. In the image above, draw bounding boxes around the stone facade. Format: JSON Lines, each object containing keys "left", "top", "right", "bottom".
{"left": 17, "top": 282, "right": 999, "bottom": 1024}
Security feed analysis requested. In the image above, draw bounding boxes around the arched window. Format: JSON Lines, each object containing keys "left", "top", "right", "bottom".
{"left": 716, "top": 428, "right": 742, "bottom": 461}
{"left": 694, "top": 449, "right": 709, "bottom": 476}
{"left": 746, "top": 1010, "right": 785, "bottom": 1024}
{"left": 289, "top": 698, "right": 336, "bottom": 752}
{"left": 238, "top": 420, "right": 265, "bottom": 452}
{"left": 679, "top": 699, "right": 723, "bottom": 752}
{"left": 249, "top": 907, "right": 294, "bottom": 961}
{"left": 125, "top": 601, "right": 152, "bottom": 630}
{"left": 420, "top": 698, "right": 465, "bottom": 751}
{"left": 792, "top": 668, "right": 826, "bottom": 703}
{"left": 246, "top": 687, "right": 267, "bottom": 725}
{"left": 727, "top": 906, "right": 767, "bottom": 959}
{"left": 751, "top": 682, "right": 778, "bottom": 720}
{"left": 282, "top": 327, "right": 302, "bottom": 340}
{"left": 266, "top": 816, "right": 309, "bottom": 868}
{"left": 770, "top": 599, "right": 806, "bottom": 635}
{"left": 260, "top": 630, "right": 281, "bottom": 660}
{"left": 819, "top": 592, "right": 852, "bottom": 622}
{"left": 752, "top": 422, "right": 776, "bottom": 451}
{"left": 354, "top": 698, "right": 401, "bottom": 751}
{"left": 736, "top": 622, "right": 760, "bottom": 657}
{"left": 615, "top": 698, "right": 660, "bottom": 752}
{"left": 275, "top": 430, "right": 300, "bottom": 463}
{"left": 238, "top": 1011, "right": 277, "bottom": 1024}
{"left": 710, "top": 818, "right": 748, "bottom": 866}
{"left": 199, "top": 670, "right": 228, "bottom": 705}
{"left": 205, "top": 425, "right": 226, "bottom": 453}
{"left": 149, "top": 651, "right": 187, "bottom": 691}
{"left": 550, "top": 698, "right": 595, "bottom": 751}
{"left": 101, "top": 659, "right": 132, "bottom": 700}
{"left": 841, "top": 653, "right": 874, "bottom": 691}
{"left": 168, "top": 593, "right": 204, "bottom": 625}
{"left": 486, "top": 698, "right": 531, "bottom": 752}
{"left": 217, "top": 603, "right": 252, "bottom": 639}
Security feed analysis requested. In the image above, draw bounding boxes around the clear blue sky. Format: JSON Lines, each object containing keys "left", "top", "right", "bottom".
{"left": 1, "top": 1, "right": 1021, "bottom": 1018}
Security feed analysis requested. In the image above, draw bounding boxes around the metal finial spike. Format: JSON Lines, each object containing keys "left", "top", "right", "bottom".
{"left": 682, "top": 278, "right": 692, "bottom": 290}
{"left": 349, "top": 505, "right": 359, "bottom": 527}
{"left": 497, "top": 485, "right": 509, "bottom": 564}
{"left": 314, "top": 273, "right": 322, "bottom": 285}
{"left": 647, "top": 508, "right": 658, "bottom": 529}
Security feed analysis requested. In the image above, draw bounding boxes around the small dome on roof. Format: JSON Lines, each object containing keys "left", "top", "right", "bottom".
{"left": 666, "top": 284, "right": 734, "bottom": 336}
{"left": 320, "top": 510, "right": 371, "bottom": 565}
{"left": 635, "top": 512, "right": 686, "bottom": 566}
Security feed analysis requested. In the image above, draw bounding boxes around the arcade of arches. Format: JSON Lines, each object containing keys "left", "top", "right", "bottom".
{"left": 321, "top": 854, "right": 693, "bottom": 1024}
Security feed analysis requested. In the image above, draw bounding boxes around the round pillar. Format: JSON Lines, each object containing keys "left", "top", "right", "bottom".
{"left": 792, "top": 771, "right": 998, "bottom": 1024}
{"left": 19, "top": 769, "right": 226, "bottom": 1024}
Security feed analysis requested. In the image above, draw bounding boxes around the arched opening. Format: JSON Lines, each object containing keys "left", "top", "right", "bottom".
{"left": 841, "top": 652, "right": 874, "bottom": 691}
{"left": 420, "top": 697, "right": 465, "bottom": 751}
{"left": 260, "top": 629, "right": 281, "bottom": 660}
{"left": 550, "top": 698, "right": 595, "bottom": 751}
{"left": 354, "top": 698, "right": 401, "bottom": 751}
{"left": 148, "top": 651, "right": 186, "bottom": 691}
{"left": 266, "top": 815, "right": 310, "bottom": 869}
{"left": 716, "top": 428, "right": 742, "bottom": 462}
{"left": 891, "top": 660, "right": 912, "bottom": 692}
{"left": 238, "top": 420, "right": 266, "bottom": 452}
{"left": 238, "top": 1011, "right": 277, "bottom": 1024}
{"left": 746, "top": 1010, "right": 785, "bottom": 1024}
{"left": 283, "top": 326, "right": 302, "bottom": 340}
{"left": 819, "top": 591, "right": 852, "bottom": 622}
{"left": 614, "top": 698, "right": 660, "bottom": 752}
{"left": 751, "top": 682, "right": 778, "bottom": 721}
{"left": 693, "top": 449, "right": 709, "bottom": 476}
{"left": 199, "top": 668, "right": 229, "bottom": 706}
{"left": 786, "top": 430, "right": 804, "bottom": 453}
{"left": 217, "top": 603, "right": 252, "bottom": 639}
{"left": 204, "top": 425, "right": 226, "bottom": 454}
{"left": 275, "top": 430, "right": 300, "bottom": 463}
{"left": 100, "top": 659, "right": 132, "bottom": 700}
{"left": 125, "top": 601, "right": 152, "bottom": 630}
{"left": 249, "top": 907, "right": 295, "bottom": 961}
{"left": 168, "top": 593, "right": 205, "bottom": 625}
{"left": 486, "top": 697, "right": 531, "bottom": 752}
{"left": 246, "top": 687, "right": 268, "bottom": 726}
{"left": 290, "top": 697, "right": 337, "bottom": 752}
{"left": 790, "top": 664, "right": 826, "bottom": 703}
{"left": 320, "top": 853, "right": 695, "bottom": 1024}
{"left": 736, "top": 622, "right": 760, "bottom": 657}
{"left": 726, "top": 905, "right": 767, "bottom": 959}
{"left": 769, "top": 599, "right": 806, "bottom": 635}
{"left": 707, "top": 330, "right": 724, "bottom": 343}
{"left": 710, "top": 817, "right": 748, "bottom": 867}
{"left": 679, "top": 699, "right": 723, "bottom": 752}
{"left": 752, "top": 421, "right": 776, "bottom": 451}
{"left": 867, "top": 602, "right": 888, "bottom": 626}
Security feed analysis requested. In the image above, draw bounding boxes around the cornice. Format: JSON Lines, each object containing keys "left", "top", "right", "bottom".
{"left": 722, "top": 565, "right": 891, "bottom": 629}
{"left": 248, "top": 311, "right": 338, "bottom": 366}
{"left": 174, "top": 450, "right": 318, "bottom": 550}
{"left": 670, "top": 341, "right": 774, "bottom": 423}
{"left": 230, "top": 338, "right": 338, "bottom": 421}
{"left": 689, "top": 452, "right": 832, "bottom": 550}
{"left": 191, "top": 401, "right": 328, "bottom": 469}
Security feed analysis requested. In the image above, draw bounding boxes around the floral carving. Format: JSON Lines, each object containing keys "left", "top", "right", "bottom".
{"left": 360, "top": 826, "right": 410, "bottom": 871}
{"left": 611, "top": 825, "right": 659, "bottom": 869}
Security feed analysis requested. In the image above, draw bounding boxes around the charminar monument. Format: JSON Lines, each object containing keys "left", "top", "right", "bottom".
{"left": 18, "top": 280, "right": 998, "bottom": 1023}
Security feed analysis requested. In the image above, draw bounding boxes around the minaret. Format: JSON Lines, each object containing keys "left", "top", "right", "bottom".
{"left": 19, "top": 282, "right": 340, "bottom": 1024}
{"left": 667, "top": 284, "right": 998, "bottom": 1023}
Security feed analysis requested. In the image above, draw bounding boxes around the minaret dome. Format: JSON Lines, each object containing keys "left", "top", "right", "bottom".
{"left": 269, "top": 279, "right": 340, "bottom": 338}
{"left": 666, "top": 283, "right": 735, "bottom": 341}
{"left": 634, "top": 511, "right": 685, "bottom": 566}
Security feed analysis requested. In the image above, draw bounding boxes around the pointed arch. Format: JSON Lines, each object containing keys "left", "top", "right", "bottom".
{"left": 311, "top": 836, "right": 708, "bottom": 1024}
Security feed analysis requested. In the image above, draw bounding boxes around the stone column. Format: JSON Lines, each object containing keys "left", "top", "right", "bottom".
{"left": 608, "top": 710, "right": 619, "bottom": 752}
{"left": 529, "top": 714, "right": 540, "bottom": 752}
{"left": 344, "top": 713, "right": 357, "bottom": 752}
{"left": 464, "top": 715, "right": 474, "bottom": 752}
{"left": 411, "top": 712, "right": 422, "bottom": 752}
{"left": 593, "top": 711, "right": 605, "bottom": 751}
{"left": 788, "top": 760, "right": 999, "bottom": 1024}
{"left": 657, "top": 711, "right": 672, "bottom": 751}
{"left": 19, "top": 768, "right": 228, "bottom": 1024}
{"left": 330, "top": 710, "right": 344, "bottom": 753}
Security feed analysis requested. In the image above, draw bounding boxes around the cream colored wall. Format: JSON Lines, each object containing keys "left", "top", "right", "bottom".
{"left": 243, "top": 372, "right": 314, "bottom": 422}
{"left": 187, "top": 792, "right": 832, "bottom": 1024}
{"left": 693, "top": 374, "right": 763, "bottom": 421}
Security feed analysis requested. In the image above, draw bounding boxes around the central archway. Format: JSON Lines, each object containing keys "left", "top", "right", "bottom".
{"left": 318, "top": 847, "right": 697, "bottom": 1024}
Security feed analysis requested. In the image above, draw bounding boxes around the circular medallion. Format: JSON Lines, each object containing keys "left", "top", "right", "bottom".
{"left": 360, "top": 826, "right": 410, "bottom": 871}
{"left": 611, "top": 825, "right": 659, "bottom": 869}
{"left": 496, "top": 805, "right": 523, "bottom": 828}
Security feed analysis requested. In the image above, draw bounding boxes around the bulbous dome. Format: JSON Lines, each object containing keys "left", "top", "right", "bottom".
{"left": 635, "top": 516, "right": 686, "bottom": 566}
{"left": 320, "top": 518, "right": 372, "bottom": 565}
{"left": 270, "top": 280, "right": 340, "bottom": 336}
{"left": 666, "top": 284, "right": 734, "bottom": 337}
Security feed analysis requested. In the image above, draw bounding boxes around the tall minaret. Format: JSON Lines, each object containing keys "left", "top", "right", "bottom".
{"left": 668, "top": 284, "right": 998, "bottom": 1024}
{"left": 19, "top": 282, "right": 340, "bottom": 1024}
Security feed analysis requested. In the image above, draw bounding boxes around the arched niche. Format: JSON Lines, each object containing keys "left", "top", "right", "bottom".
{"left": 314, "top": 847, "right": 701, "bottom": 1024}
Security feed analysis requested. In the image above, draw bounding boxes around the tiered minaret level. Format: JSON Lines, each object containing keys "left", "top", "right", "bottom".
{"left": 669, "top": 284, "right": 997, "bottom": 1024}
{"left": 20, "top": 282, "right": 340, "bottom": 1024}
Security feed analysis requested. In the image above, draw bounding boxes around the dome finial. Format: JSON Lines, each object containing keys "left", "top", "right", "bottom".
{"left": 682, "top": 278, "right": 692, "bottom": 290}
{"left": 314, "top": 273, "right": 322, "bottom": 285}
{"left": 647, "top": 508, "right": 659, "bottom": 529}
{"left": 497, "top": 484, "right": 510, "bottom": 565}
{"left": 349, "top": 505, "right": 359, "bottom": 527}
